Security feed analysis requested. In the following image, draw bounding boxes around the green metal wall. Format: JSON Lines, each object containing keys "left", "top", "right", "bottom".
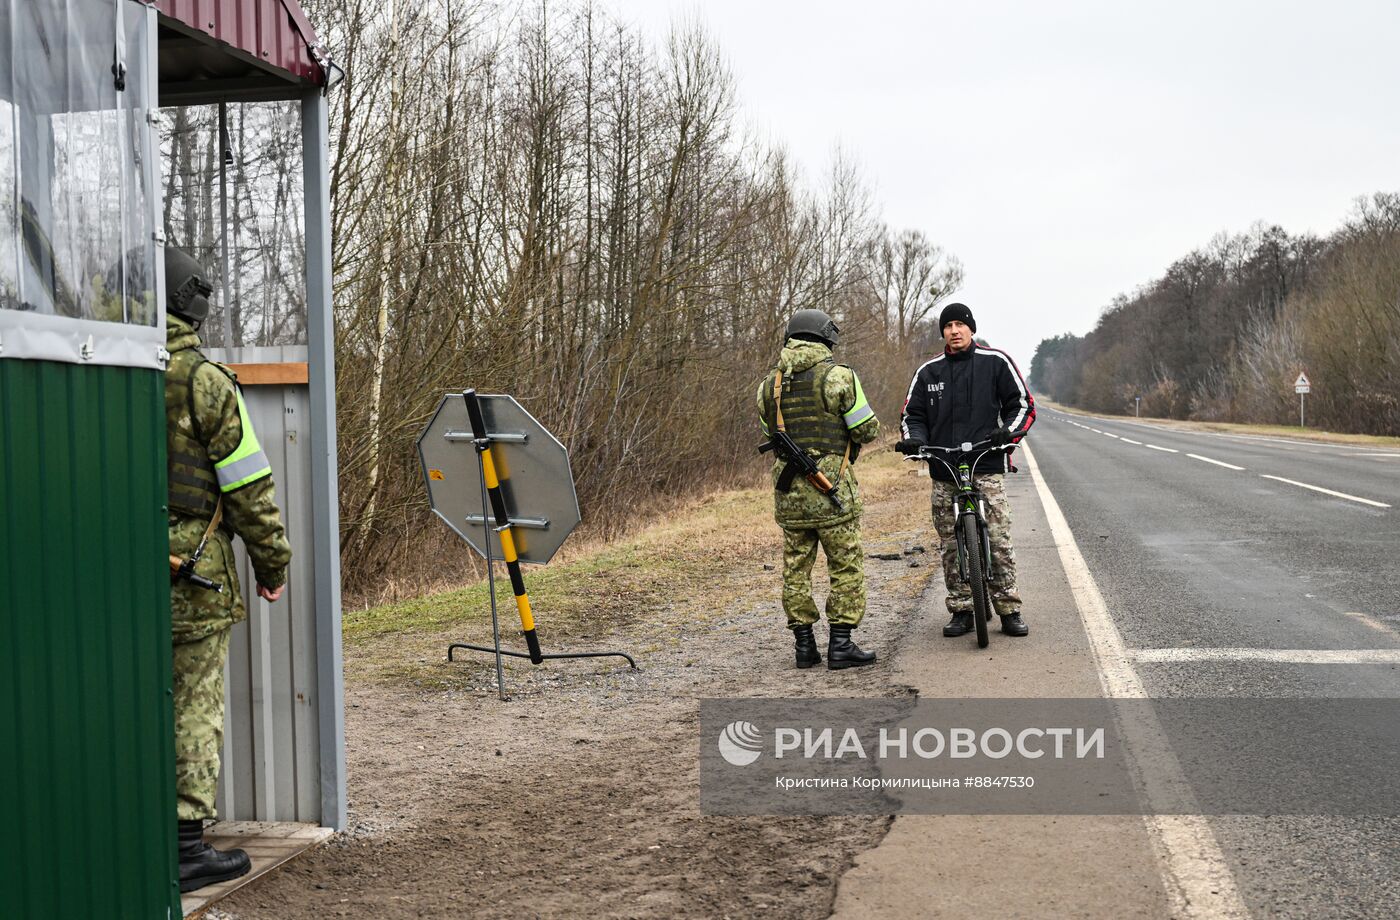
{"left": 0, "top": 359, "right": 181, "bottom": 918}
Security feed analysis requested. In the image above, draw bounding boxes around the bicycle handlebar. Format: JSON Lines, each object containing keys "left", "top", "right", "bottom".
{"left": 908, "top": 437, "right": 1009, "bottom": 459}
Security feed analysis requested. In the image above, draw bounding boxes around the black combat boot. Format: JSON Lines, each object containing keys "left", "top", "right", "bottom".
{"left": 827, "top": 625, "right": 876, "bottom": 669}
{"left": 943, "top": 611, "right": 974, "bottom": 637}
{"left": 178, "top": 819, "right": 251, "bottom": 893}
{"left": 793, "top": 624, "right": 822, "bottom": 669}
{"left": 999, "top": 613, "right": 1029, "bottom": 637}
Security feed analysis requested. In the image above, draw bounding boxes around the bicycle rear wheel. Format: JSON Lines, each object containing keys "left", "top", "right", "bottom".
{"left": 962, "top": 513, "right": 991, "bottom": 648}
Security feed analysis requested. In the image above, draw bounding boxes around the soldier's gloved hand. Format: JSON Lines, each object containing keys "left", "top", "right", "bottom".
{"left": 895, "top": 439, "right": 926, "bottom": 455}
{"left": 988, "top": 428, "right": 1014, "bottom": 447}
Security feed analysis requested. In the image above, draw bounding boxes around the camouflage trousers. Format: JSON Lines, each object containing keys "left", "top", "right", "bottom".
{"left": 173, "top": 627, "right": 230, "bottom": 821}
{"left": 930, "top": 475, "right": 1022, "bottom": 616}
{"left": 781, "top": 517, "right": 867, "bottom": 628}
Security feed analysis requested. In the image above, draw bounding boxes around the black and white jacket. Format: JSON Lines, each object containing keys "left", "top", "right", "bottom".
{"left": 899, "top": 344, "right": 1036, "bottom": 481}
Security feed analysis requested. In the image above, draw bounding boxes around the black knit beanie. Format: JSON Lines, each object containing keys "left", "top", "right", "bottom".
{"left": 939, "top": 302, "right": 976, "bottom": 334}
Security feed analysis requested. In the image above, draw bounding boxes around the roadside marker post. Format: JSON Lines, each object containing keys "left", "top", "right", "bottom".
{"left": 1294, "top": 372, "right": 1311, "bottom": 428}
{"left": 417, "top": 389, "right": 636, "bottom": 700}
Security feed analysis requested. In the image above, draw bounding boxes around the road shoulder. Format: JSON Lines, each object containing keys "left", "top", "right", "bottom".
{"left": 831, "top": 467, "right": 1171, "bottom": 919}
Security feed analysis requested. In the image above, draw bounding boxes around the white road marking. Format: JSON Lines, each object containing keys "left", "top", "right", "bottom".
{"left": 1120, "top": 438, "right": 1143, "bottom": 445}
{"left": 1259, "top": 474, "right": 1391, "bottom": 508}
{"left": 1103, "top": 432, "right": 1120, "bottom": 439}
{"left": 1133, "top": 648, "right": 1400, "bottom": 664}
{"left": 1145, "top": 444, "right": 1178, "bottom": 453}
{"left": 1203, "top": 431, "right": 1395, "bottom": 455}
{"left": 1187, "top": 453, "right": 1245, "bottom": 471}
{"left": 1023, "top": 443, "right": 1248, "bottom": 920}
{"left": 1061, "top": 410, "right": 1400, "bottom": 456}
{"left": 1089, "top": 427, "right": 1104, "bottom": 433}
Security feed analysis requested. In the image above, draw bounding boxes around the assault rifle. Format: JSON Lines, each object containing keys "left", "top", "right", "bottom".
{"left": 169, "top": 498, "right": 225, "bottom": 593}
{"left": 169, "top": 554, "right": 224, "bottom": 593}
{"left": 759, "top": 430, "right": 845, "bottom": 513}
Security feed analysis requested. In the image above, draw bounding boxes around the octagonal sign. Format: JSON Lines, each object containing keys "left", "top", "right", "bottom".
{"left": 416, "top": 393, "right": 581, "bottom": 564}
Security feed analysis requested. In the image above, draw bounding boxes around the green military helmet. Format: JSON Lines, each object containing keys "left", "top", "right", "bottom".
{"left": 165, "top": 246, "right": 214, "bottom": 329}
{"left": 786, "top": 308, "right": 840, "bottom": 347}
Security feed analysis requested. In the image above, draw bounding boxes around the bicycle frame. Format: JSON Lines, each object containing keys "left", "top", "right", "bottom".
{"left": 912, "top": 439, "right": 1010, "bottom": 583}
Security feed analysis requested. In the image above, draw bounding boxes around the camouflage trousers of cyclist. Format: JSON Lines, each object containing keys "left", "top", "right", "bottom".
{"left": 930, "top": 474, "right": 1021, "bottom": 617}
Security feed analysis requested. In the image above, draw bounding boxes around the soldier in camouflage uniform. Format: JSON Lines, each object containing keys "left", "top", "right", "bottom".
{"left": 896, "top": 302, "right": 1035, "bottom": 637}
{"left": 757, "top": 309, "right": 882, "bottom": 670}
{"left": 164, "top": 247, "right": 293, "bottom": 892}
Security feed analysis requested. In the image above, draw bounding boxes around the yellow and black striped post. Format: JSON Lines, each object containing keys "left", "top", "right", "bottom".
{"left": 465, "top": 389, "right": 544, "bottom": 664}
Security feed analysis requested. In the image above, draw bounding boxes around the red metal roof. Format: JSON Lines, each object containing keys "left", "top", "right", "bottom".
{"left": 156, "top": 0, "right": 330, "bottom": 87}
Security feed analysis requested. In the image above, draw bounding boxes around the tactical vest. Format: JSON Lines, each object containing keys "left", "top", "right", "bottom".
{"left": 762, "top": 360, "right": 851, "bottom": 458}
{"left": 166, "top": 350, "right": 223, "bottom": 519}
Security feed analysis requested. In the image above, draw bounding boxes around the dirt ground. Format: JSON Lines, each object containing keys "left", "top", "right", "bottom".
{"left": 212, "top": 454, "right": 940, "bottom": 919}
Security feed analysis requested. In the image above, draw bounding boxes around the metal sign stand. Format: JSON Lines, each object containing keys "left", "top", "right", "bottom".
{"left": 1294, "top": 372, "right": 1311, "bottom": 428}
{"left": 472, "top": 442, "right": 507, "bottom": 698}
{"left": 442, "top": 389, "right": 635, "bottom": 701}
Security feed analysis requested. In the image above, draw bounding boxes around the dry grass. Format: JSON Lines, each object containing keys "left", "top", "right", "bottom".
{"left": 342, "top": 445, "right": 926, "bottom": 685}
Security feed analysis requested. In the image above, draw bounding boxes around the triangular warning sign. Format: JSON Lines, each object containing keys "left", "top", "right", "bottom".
{"left": 1294, "top": 372, "right": 1310, "bottom": 388}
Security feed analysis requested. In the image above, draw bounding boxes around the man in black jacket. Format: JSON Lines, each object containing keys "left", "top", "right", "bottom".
{"left": 896, "top": 303, "right": 1036, "bottom": 637}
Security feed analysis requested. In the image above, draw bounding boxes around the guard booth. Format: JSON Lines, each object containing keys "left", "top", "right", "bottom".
{"left": 0, "top": 2, "right": 344, "bottom": 916}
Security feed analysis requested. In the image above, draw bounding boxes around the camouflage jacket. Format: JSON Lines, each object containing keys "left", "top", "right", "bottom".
{"left": 755, "top": 338, "right": 881, "bottom": 529}
{"left": 168, "top": 316, "right": 292, "bottom": 642}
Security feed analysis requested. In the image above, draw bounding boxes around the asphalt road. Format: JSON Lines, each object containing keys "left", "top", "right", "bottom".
{"left": 1031, "top": 410, "right": 1400, "bottom": 918}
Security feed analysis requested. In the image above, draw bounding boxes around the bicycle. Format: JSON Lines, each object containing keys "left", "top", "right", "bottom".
{"left": 905, "top": 437, "right": 1014, "bottom": 649}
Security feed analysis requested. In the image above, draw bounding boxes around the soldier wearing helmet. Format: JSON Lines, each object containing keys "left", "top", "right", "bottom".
{"left": 756, "top": 309, "right": 881, "bottom": 670}
{"left": 163, "top": 246, "right": 293, "bottom": 891}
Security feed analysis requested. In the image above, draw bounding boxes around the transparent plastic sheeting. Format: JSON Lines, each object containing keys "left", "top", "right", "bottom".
{"left": 0, "top": 0, "right": 164, "bottom": 369}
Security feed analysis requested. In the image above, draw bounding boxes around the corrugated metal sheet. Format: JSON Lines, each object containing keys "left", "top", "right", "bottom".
{"left": 204, "top": 347, "right": 328, "bottom": 823}
{"left": 0, "top": 359, "right": 181, "bottom": 918}
{"left": 156, "top": 0, "right": 329, "bottom": 86}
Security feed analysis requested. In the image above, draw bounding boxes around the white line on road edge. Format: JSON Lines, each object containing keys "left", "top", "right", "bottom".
{"left": 1133, "top": 648, "right": 1400, "bottom": 663}
{"left": 1022, "top": 442, "right": 1248, "bottom": 920}
{"left": 1187, "top": 453, "right": 1246, "bottom": 471}
{"left": 1103, "top": 432, "right": 1120, "bottom": 438}
{"left": 1121, "top": 438, "right": 1143, "bottom": 445}
{"left": 1259, "top": 474, "right": 1391, "bottom": 508}
{"left": 1145, "top": 444, "right": 1179, "bottom": 453}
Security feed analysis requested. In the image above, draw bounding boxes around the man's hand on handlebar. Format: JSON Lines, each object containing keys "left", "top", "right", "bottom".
{"left": 989, "top": 428, "right": 1014, "bottom": 447}
{"left": 895, "top": 439, "right": 926, "bottom": 456}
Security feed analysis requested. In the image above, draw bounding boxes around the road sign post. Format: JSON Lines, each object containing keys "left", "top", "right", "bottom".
{"left": 1134, "top": 395, "right": 1141, "bottom": 418}
{"left": 1293, "top": 372, "right": 1311, "bottom": 428}
{"left": 417, "top": 389, "right": 636, "bottom": 700}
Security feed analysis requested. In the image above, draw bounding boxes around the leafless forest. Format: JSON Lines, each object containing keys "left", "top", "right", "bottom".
{"left": 160, "top": 1, "right": 1400, "bottom": 606}
{"left": 285, "top": 1, "right": 963, "bottom": 600}
{"left": 1030, "top": 194, "right": 1400, "bottom": 433}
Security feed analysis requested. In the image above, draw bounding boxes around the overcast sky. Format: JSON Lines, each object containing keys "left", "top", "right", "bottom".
{"left": 605, "top": 0, "right": 1400, "bottom": 371}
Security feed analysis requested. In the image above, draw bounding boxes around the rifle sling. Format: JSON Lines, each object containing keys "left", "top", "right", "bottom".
{"left": 181, "top": 497, "right": 224, "bottom": 576}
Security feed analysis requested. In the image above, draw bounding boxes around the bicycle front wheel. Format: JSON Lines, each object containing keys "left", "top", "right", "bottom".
{"left": 963, "top": 513, "right": 991, "bottom": 648}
